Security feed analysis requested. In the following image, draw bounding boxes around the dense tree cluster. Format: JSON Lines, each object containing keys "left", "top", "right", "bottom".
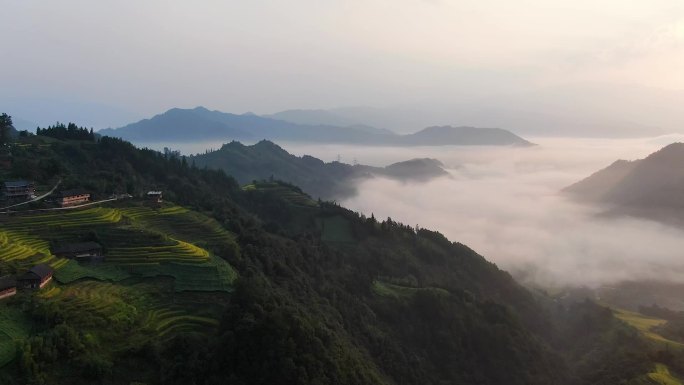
{"left": 36, "top": 123, "right": 95, "bottom": 141}
{"left": 0, "top": 113, "right": 13, "bottom": 145}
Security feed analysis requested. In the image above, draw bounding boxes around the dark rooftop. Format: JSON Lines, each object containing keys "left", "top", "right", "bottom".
{"left": 28, "top": 264, "right": 53, "bottom": 280}
{"left": 54, "top": 189, "right": 90, "bottom": 198}
{"left": 3, "top": 180, "right": 33, "bottom": 188}
{"left": 0, "top": 276, "right": 16, "bottom": 291}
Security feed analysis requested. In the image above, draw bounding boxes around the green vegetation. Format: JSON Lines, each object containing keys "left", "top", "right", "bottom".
{"left": 243, "top": 181, "right": 318, "bottom": 207}
{"left": 614, "top": 309, "right": 684, "bottom": 347}
{"left": 2, "top": 122, "right": 684, "bottom": 384}
{"left": 36, "top": 122, "right": 95, "bottom": 141}
{"left": 0, "top": 307, "right": 31, "bottom": 368}
{"left": 318, "top": 215, "right": 355, "bottom": 243}
{"left": 54, "top": 260, "right": 130, "bottom": 283}
{"left": 372, "top": 279, "right": 450, "bottom": 299}
{"left": 647, "top": 364, "right": 683, "bottom": 385}
{"left": 0, "top": 113, "right": 13, "bottom": 145}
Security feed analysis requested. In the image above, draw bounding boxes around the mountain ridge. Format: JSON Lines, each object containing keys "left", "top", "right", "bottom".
{"left": 190, "top": 139, "right": 450, "bottom": 200}
{"left": 99, "top": 107, "right": 533, "bottom": 147}
{"left": 564, "top": 142, "right": 684, "bottom": 225}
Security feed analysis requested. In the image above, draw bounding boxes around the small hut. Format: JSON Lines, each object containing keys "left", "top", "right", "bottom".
{"left": 18, "top": 264, "right": 53, "bottom": 289}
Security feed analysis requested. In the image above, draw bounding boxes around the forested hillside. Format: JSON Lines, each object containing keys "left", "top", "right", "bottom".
{"left": 190, "top": 140, "right": 448, "bottom": 200}
{"left": 0, "top": 128, "right": 681, "bottom": 384}
{"left": 565, "top": 143, "right": 684, "bottom": 226}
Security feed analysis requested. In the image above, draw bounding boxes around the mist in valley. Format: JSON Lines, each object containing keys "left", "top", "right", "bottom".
{"left": 276, "top": 136, "right": 684, "bottom": 289}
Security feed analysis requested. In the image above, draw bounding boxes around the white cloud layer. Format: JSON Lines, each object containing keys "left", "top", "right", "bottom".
{"left": 282, "top": 137, "right": 684, "bottom": 287}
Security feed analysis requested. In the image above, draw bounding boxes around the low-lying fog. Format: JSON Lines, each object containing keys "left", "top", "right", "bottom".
{"left": 162, "top": 135, "right": 684, "bottom": 288}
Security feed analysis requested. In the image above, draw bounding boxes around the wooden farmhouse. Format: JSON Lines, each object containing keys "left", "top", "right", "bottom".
{"left": 52, "top": 242, "right": 103, "bottom": 262}
{"left": 0, "top": 276, "right": 17, "bottom": 300}
{"left": 55, "top": 189, "right": 91, "bottom": 207}
{"left": 18, "top": 264, "right": 54, "bottom": 289}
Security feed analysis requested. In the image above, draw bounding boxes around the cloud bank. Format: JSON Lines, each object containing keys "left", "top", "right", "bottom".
{"left": 283, "top": 137, "right": 684, "bottom": 287}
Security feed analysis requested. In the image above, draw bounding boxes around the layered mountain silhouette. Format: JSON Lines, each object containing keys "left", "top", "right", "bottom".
{"left": 100, "top": 106, "right": 533, "bottom": 146}
{"left": 190, "top": 140, "right": 449, "bottom": 199}
{"left": 564, "top": 142, "right": 684, "bottom": 224}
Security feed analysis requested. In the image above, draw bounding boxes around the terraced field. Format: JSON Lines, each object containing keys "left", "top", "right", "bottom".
{"left": 614, "top": 309, "right": 684, "bottom": 348}
{"left": 0, "top": 204, "right": 237, "bottom": 291}
{"left": 120, "top": 206, "right": 236, "bottom": 246}
{"left": 0, "top": 208, "right": 122, "bottom": 232}
{"left": 0, "top": 208, "right": 123, "bottom": 270}
{"left": 130, "top": 256, "right": 237, "bottom": 292}
{"left": 647, "top": 363, "right": 683, "bottom": 385}
{"left": 0, "top": 229, "right": 58, "bottom": 271}
{"left": 0, "top": 203, "right": 238, "bottom": 367}
{"left": 44, "top": 281, "right": 221, "bottom": 346}
{"left": 140, "top": 306, "right": 220, "bottom": 340}
{"left": 54, "top": 260, "right": 131, "bottom": 284}
{"left": 108, "top": 239, "right": 210, "bottom": 265}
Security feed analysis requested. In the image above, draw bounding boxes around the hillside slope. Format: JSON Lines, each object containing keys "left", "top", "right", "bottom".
{"left": 191, "top": 140, "right": 449, "bottom": 199}
{"left": 564, "top": 143, "right": 684, "bottom": 224}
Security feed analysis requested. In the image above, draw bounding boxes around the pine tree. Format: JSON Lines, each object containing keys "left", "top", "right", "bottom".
{"left": 0, "top": 113, "right": 12, "bottom": 145}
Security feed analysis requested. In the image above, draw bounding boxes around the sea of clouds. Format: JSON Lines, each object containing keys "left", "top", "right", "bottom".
{"left": 281, "top": 135, "right": 684, "bottom": 288}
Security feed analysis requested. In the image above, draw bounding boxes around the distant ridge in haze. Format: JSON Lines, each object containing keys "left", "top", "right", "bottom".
{"left": 100, "top": 106, "right": 533, "bottom": 147}
{"left": 190, "top": 140, "right": 449, "bottom": 200}
{"left": 564, "top": 142, "right": 684, "bottom": 225}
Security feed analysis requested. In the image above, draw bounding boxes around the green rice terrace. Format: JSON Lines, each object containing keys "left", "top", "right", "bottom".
{"left": 0, "top": 202, "right": 239, "bottom": 370}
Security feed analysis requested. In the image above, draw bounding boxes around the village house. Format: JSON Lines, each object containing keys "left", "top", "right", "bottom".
{"left": 18, "top": 264, "right": 53, "bottom": 289}
{"left": 52, "top": 242, "right": 103, "bottom": 262}
{"left": 0, "top": 276, "right": 17, "bottom": 300}
{"left": 2, "top": 180, "right": 35, "bottom": 200}
{"left": 54, "top": 189, "right": 91, "bottom": 207}
{"left": 147, "top": 191, "right": 163, "bottom": 204}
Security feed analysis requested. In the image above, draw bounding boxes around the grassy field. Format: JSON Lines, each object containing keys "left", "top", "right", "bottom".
{"left": 129, "top": 256, "right": 237, "bottom": 292}
{"left": 54, "top": 260, "right": 132, "bottom": 283}
{"left": 647, "top": 364, "right": 683, "bottom": 385}
{"left": 372, "top": 280, "right": 450, "bottom": 299}
{"left": 613, "top": 309, "right": 684, "bottom": 348}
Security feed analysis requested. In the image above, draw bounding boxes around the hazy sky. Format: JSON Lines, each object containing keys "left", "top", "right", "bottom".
{"left": 2, "top": 1, "right": 684, "bottom": 129}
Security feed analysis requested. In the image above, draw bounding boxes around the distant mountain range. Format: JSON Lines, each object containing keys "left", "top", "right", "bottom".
{"left": 190, "top": 140, "right": 449, "bottom": 200}
{"left": 564, "top": 143, "right": 684, "bottom": 225}
{"left": 99, "top": 107, "right": 533, "bottom": 147}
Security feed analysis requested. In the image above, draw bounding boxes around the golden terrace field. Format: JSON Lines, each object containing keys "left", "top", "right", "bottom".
{"left": 0, "top": 203, "right": 239, "bottom": 368}
{"left": 0, "top": 204, "right": 238, "bottom": 289}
